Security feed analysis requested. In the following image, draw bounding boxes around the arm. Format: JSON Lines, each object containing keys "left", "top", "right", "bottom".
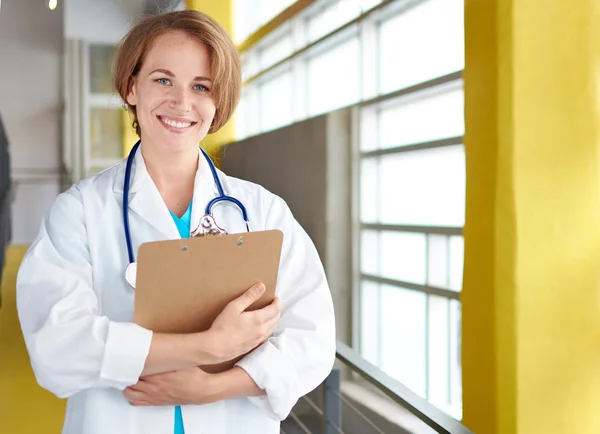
{"left": 233, "top": 195, "right": 337, "bottom": 420}
{"left": 16, "top": 189, "right": 219, "bottom": 398}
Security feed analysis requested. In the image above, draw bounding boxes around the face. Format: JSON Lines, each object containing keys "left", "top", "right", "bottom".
{"left": 127, "top": 31, "right": 216, "bottom": 155}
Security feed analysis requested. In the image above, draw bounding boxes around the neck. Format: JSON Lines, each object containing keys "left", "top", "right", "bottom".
{"left": 140, "top": 139, "right": 198, "bottom": 215}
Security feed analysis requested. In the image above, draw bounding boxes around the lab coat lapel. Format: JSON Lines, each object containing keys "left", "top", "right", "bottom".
{"left": 190, "top": 149, "right": 219, "bottom": 233}
{"left": 115, "top": 145, "right": 180, "bottom": 240}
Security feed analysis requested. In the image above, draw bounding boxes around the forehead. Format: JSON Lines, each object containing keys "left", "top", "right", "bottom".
{"left": 142, "top": 31, "right": 211, "bottom": 76}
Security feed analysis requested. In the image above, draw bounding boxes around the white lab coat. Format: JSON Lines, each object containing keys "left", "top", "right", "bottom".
{"left": 16, "top": 147, "right": 336, "bottom": 434}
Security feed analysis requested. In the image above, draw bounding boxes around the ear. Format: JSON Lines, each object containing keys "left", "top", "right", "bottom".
{"left": 126, "top": 77, "right": 138, "bottom": 106}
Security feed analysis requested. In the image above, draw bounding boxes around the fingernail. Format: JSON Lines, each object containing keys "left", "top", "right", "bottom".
{"left": 254, "top": 283, "right": 265, "bottom": 293}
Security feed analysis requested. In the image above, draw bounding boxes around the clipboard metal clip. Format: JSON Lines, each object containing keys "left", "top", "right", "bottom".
{"left": 192, "top": 214, "right": 228, "bottom": 237}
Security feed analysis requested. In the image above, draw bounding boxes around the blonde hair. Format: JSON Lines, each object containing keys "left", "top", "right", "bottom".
{"left": 113, "top": 10, "right": 241, "bottom": 136}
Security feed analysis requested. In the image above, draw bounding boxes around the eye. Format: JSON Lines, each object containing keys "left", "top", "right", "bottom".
{"left": 156, "top": 78, "right": 171, "bottom": 85}
{"left": 193, "top": 84, "right": 209, "bottom": 92}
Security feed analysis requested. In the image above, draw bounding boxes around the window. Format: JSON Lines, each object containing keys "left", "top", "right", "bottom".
{"left": 377, "top": 0, "right": 464, "bottom": 94}
{"left": 307, "top": 36, "right": 360, "bottom": 116}
{"left": 86, "top": 43, "right": 126, "bottom": 177}
{"left": 259, "top": 68, "right": 294, "bottom": 132}
{"left": 234, "top": 0, "right": 466, "bottom": 419}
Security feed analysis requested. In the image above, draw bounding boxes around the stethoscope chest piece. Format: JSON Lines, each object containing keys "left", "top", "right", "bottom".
{"left": 125, "top": 262, "right": 137, "bottom": 289}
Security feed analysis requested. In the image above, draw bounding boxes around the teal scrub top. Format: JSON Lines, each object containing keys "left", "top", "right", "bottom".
{"left": 169, "top": 201, "right": 193, "bottom": 434}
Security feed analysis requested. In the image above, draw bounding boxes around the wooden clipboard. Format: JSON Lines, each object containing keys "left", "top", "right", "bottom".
{"left": 133, "top": 229, "right": 284, "bottom": 373}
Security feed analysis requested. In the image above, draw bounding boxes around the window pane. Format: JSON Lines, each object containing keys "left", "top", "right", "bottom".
{"left": 89, "top": 44, "right": 116, "bottom": 94}
{"left": 449, "top": 235, "right": 464, "bottom": 290}
{"left": 360, "top": 158, "right": 378, "bottom": 223}
{"left": 360, "top": 280, "right": 380, "bottom": 365}
{"left": 259, "top": 71, "right": 293, "bottom": 132}
{"left": 378, "top": 85, "right": 464, "bottom": 149}
{"left": 378, "top": 0, "right": 465, "bottom": 94}
{"left": 235, "top": 92, "right": 249, "bottom": 139}
{"left": 449, "top": 300, "right": 463, "bottom": 417}
{"left": 259, "top": 34, "right": 293, "bottom": 70}
{"left": 428, "top": 295, "right": 450, "bottom": 406}
{"left": 307, "top": 1, "right": 361, "bottom": 42}
{"left": 380, "top": 285, "right": 427, "bottom": 397}
{"left": 427, "top": 234, "right": 449, "bottom": 287}
{"left": 378, "top": 145, "right": 466, "bottom": 226}
{"left": 259, "top": 0, "right": 296, "bottom": 25}
{"left": 380, "top": 231, "right": 426, "bottom": 284}
{"left": 360, "top": 230, "right": 379, "bottom": 275}
{"left": 307, "top": 38, "right": 360, "bottom": 116}
{"left": 90, "top": 108, "right": 123, "bottom": 160}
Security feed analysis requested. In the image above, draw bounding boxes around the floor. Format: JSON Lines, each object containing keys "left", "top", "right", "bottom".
{"left": 0, "top": 246, "right": 65, "bottom": 433}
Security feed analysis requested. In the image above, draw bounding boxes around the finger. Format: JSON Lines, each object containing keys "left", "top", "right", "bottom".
{"left": 255, "top": 297, "right": 280, "bottom": 323}
{"left": 124, "top": 387, "right": 147, "bottom": 402}
{"left": 261, "top": 312, "right": 281, "bottom": 338}
{"left": 229, "top": 283, "right": 266, "bottom": 313}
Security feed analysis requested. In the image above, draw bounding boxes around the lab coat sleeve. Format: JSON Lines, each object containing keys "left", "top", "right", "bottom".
{"left": 235, "top": 194, "right": 336, "bottom": 421}
{"left": 16, "top": 189, "right": 153, "bottom": 398}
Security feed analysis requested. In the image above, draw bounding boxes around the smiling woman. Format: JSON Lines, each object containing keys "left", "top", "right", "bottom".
{"left": 15, "top": 9, "right": 336, "bottom": 434}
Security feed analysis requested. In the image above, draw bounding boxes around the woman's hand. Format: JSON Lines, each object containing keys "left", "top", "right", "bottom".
{"left": 208, "top": 283, "right": 280, "bottom": 363}
{"left": 124, "top": 367, "right": 216, "bottom": 406}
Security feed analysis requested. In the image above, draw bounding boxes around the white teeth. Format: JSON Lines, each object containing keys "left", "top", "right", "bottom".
{"left": 160, "top": 117, "right": 192, "bottom": 129}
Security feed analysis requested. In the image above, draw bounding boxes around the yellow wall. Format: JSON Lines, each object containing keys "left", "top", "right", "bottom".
{"left": 0, "top": 247, "right": 66, "bottom": 433}
{"left": 122, "top": 109, "right": 138, "bottom": 157}
{"left": 463, "top": 1, "right": 600, "bottom": 433}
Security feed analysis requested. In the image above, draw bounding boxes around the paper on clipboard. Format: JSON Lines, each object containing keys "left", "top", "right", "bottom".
{"left": 133, "top": 229, "right": 284, "bottom": 373}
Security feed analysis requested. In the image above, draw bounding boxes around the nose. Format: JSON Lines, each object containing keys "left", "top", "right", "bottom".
{"left": 170, "top": 86, "right": 191, "bottom": 112}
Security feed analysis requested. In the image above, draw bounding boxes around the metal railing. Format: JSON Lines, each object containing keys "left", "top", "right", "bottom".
{"left": 283, "top": 341, "right": 473, "bottom": 434}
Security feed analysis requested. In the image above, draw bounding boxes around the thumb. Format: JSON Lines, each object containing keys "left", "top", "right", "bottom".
{"left": 233, "top": 283, "right": 265, "bottom": 313}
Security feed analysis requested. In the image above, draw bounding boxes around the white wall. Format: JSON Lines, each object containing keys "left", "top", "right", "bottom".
{"left": 64, "top": 0, "right": 147, "bottom": 43}
{"left": 0, "top": 0, "right": 64, "bottom": 244}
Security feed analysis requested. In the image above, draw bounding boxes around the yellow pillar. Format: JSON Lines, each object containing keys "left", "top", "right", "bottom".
{"left": 186, "top": 0, "right": 236, "bottom": 158}
{"left": 463, "top": 1, "right": 600, "bottom": 433}
{"left": 122, "top": 109, "right": 138, "bottom": 157}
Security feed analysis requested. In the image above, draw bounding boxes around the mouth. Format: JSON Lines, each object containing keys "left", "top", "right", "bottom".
{"left": 158, "top": 115, "right": 197, "bottom": 130}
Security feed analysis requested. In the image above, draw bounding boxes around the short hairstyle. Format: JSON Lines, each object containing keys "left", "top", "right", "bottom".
{"left": 113, "top": 10, "right": 242, "bottom": 136}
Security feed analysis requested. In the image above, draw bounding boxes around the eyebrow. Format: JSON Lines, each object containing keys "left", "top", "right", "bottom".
{"left": 149, "top": 68, "right": 212, "bottom": 81}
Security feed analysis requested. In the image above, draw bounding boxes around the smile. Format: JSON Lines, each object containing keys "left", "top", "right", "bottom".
{"left": 158, "top": 116, "right": 196, "bottom": 129}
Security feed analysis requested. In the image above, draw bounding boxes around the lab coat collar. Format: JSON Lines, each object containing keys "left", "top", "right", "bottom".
{"left": 113, "top": 144, "right": 221, "bottom": 239}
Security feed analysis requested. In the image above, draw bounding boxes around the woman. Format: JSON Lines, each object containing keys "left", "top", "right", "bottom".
{"left": 16, "top": 10, "right": 336, "bottom": 434}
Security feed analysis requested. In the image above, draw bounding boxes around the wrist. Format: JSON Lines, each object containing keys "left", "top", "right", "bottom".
{"left": 192, "top": 330, "right": 222, "bottom": 365}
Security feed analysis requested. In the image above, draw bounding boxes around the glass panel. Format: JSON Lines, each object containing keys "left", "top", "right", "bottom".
{"left": 307, "top": 1, "right": 361, "bottom": 43}
{"left": 89, "top": 44, "right": 116, "bottom": 94}
{"left": 449, "top": 299, "right": 463, "bottom": 418}
{"left": 378, "top": 86, "right": 464, "bottom": 149}
{"left": 380, "top": 285, "right": 427, "bottom": 397}
{"left": 428, "top": 234, "right": 449, "bottom": 287}
{"left": 307, "top": 37, "right": 360, "bottom": 116}
{"left": 90, "top": 108, "right": 124, "bottom": 160}
{"left": 380, "top": 231, "right": 426, "bottom": 284}
{"left": 378, "top": 0, "right": 464, "bottom": 94}
{"left": 234, "top": 0, "right": 259, "bottom": 43}
{"left": 360, "top": 107, "right": 378, "bottom": 152}
{"left": 235, "top": 92, "right": 249, "bottom": 140}
{"left": 360, "top": 230, "right": 379, "bottom": 275}
{"left": 259, "top": 70, "right": 293, "bottom": 132}
{"left": 379, "top": 145, "right": 466, "bottom": 226}
{"left": 360, "top": 280, "right": 380, "bottom": 365}
{"left": 259, "top": 34, "right": 293, "bottom": 70}
{"left": 449, "top": 235, "right": 464, "bottom": 290}
{"left": 360, "top": 158, "right": 378, "bottom": 223}
{"left": 241, "top": 52, "right": 260, "bottom": 80}
{"left": 259, "top": 0, "right": 296, "bottom": 25}
{"left": 428, "top": 295, "right": 450, "bottom": 406}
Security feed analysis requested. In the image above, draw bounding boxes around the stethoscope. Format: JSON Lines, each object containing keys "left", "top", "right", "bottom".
{"left": 123, "top": 140, "right": 249, "bottom": 289}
